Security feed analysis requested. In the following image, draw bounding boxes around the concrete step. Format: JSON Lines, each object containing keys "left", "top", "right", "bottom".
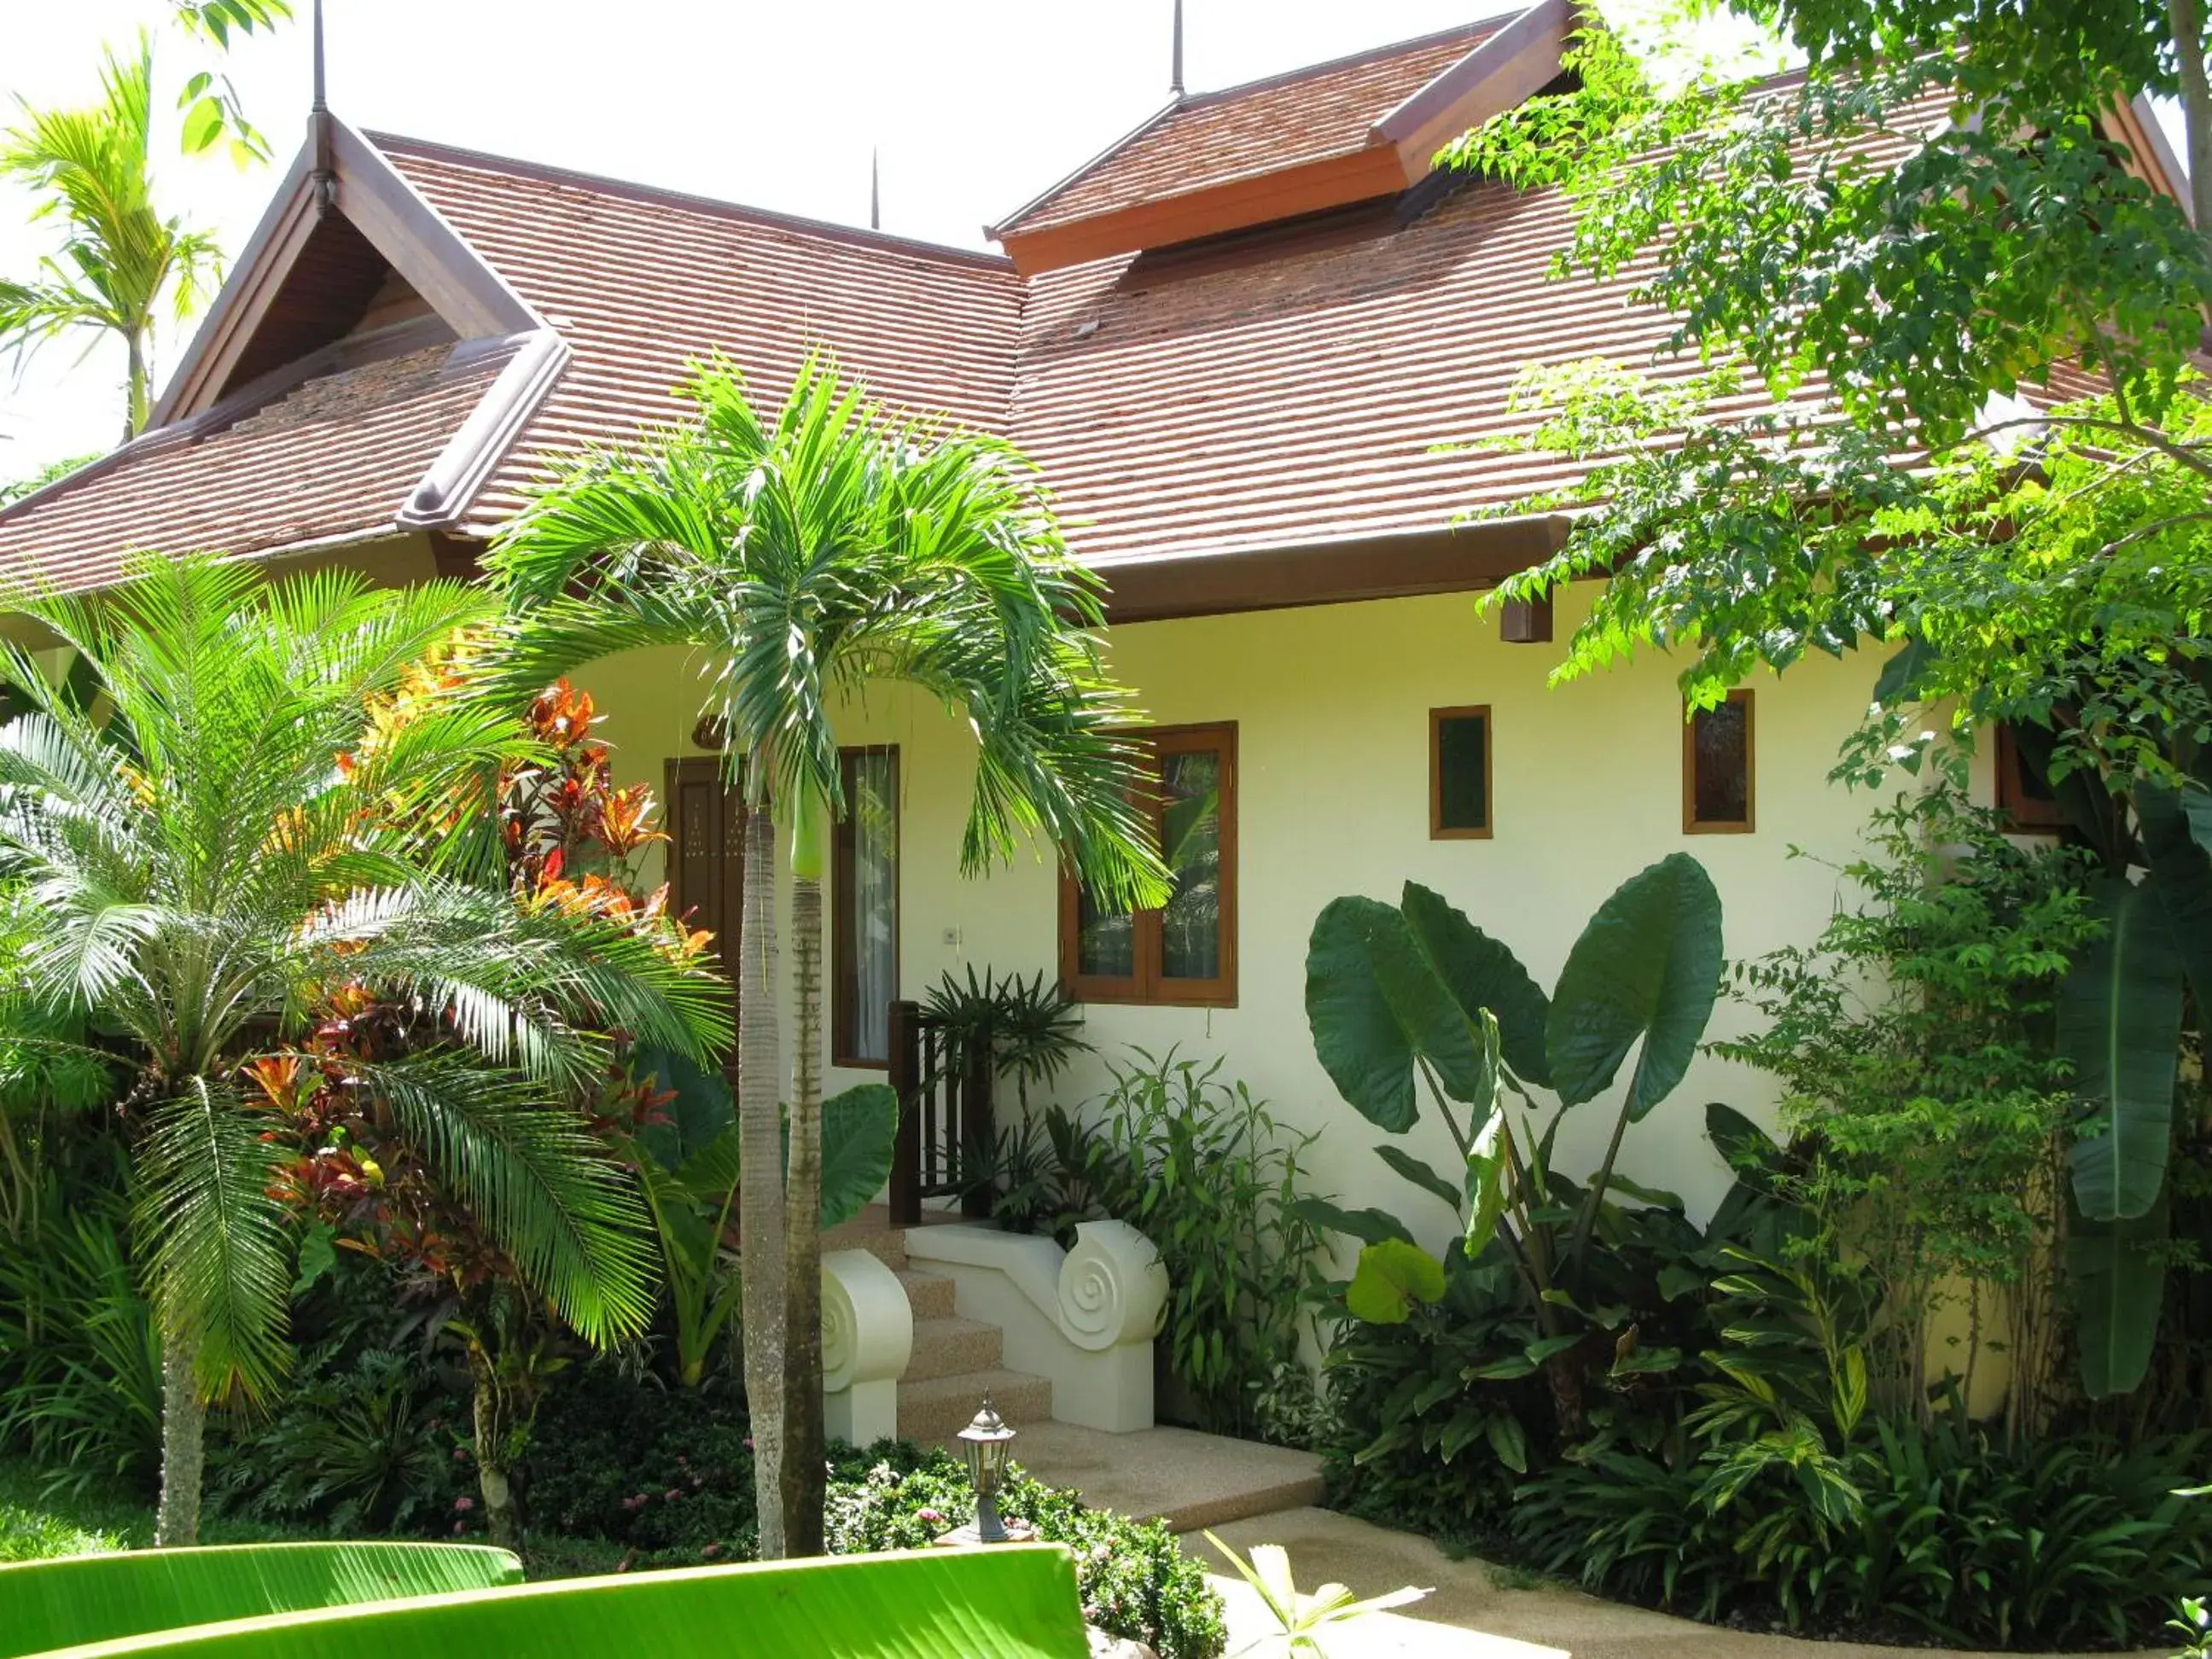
{"left": 898, "top": 1366, "right": 1052, "bottom": 1445}
{"left": 821, "top": 1208, "right": 908, "bottom": 1272}
{"left": 905, "top": 1316, "right": 1003, "bottom": 1382}
{"left": 1010, "top": 1422, "right": 1326, "bottom": 1533}
{"left": 897, "top": 1268, "right": 957, "bottom": 1320}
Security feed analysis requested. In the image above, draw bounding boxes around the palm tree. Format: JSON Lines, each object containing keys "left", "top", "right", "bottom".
{"left": 0, "top": 36, "right": 224, "bottom": 442}
{"left": 0, "top": 554, "right": 730, "bottom": 1545}
{"left": 489, "top": 359, "right": 1171, "bottom": 1557}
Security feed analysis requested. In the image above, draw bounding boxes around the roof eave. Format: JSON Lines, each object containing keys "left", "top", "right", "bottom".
{"left": 988, "top": 97, "right": 1185, "bottom": 242}
{"left": 1370, "top": 0, "right": 1576, "bottom": 177}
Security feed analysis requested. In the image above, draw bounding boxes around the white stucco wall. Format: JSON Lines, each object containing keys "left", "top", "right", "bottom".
{"left": 573, "top": 584, "right": 1966, "bottom": 1254}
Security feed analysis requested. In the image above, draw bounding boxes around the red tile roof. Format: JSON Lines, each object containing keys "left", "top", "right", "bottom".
{"left": 375, "top": 139, "right": 1025, "bottom": 538}
{"left": 0, "top": 337, "right": 513, "bottom": 595}
{"left": 999, "top": 19, "right": 1511, "bottom": 237}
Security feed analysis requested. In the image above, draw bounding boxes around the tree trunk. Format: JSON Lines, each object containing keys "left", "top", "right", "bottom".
{"left": 782, "top": 860, "right": 827, "bottom": 1557}
{"left": 124, "top": 329, "right": 149, "bottom": 442}
{"left": 154, "top": 1327, "right": 203, "bottom": 1547}
{"left": 2167, "top": 0, "right": 2212, "bottom": 242}
{"left": 736, "top": 760, "right": 789, "bottom": 1559}
{"left": 469, "top": 1346, "right": 521, "bottom": 1551}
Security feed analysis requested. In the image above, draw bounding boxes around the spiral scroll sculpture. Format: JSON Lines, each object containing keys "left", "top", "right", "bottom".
{"left": 1055, "top": 1220, "right": 1168, "bottom": 1351}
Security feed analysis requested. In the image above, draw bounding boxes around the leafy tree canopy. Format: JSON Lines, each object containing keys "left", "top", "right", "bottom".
{"left": 1452, "top": 6, "right": 2212, "bottom": 804}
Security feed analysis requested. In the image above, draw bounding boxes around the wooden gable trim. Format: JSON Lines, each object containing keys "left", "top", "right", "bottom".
{"left": 998, "top": 144, "right": 1417, "bottom": 275}
{"left": 2105, "top": 95, "right": 2192, "bottom": 222}
{"left": 154, "top": 116, "right": 544, "bottom": 428}
{"left": 1371, "top": 0, "right": 1575, "bottom": 177}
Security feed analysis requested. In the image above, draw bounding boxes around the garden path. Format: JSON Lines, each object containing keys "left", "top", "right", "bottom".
{"left": 1189, "top": 1507, "right": 2168, "bottom": 1659}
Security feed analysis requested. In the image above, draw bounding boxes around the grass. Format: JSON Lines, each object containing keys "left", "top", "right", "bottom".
{"left": 0, "top": 1460, "right": 148, "bottom": 1561}
{"left": 0, "top": 1460, "right": 649, "bottom": 1580}
{"left": 0, "top": 1460, "right": 382, "bottom": 1567}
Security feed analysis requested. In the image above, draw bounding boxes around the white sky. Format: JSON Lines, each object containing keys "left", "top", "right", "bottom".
{"left": 0, "top": 1, "right": 2186, "bottom": 478}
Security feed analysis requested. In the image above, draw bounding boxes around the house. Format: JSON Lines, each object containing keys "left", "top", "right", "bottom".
{"left": 0, "top": 5, "right": 2180, "bottom": 1266}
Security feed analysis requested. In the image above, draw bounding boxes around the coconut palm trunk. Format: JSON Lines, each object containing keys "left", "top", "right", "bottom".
{"left": 782, "top": 788, "right": 829, "bottom": 1556}
{"left": 736, "top": 757, "right": 789, "bottom": 1558}
{"left": 152, "top": 1328, "right": 203, "bottom": 1546}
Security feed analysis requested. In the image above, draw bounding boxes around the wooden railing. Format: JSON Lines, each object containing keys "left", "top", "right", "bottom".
{"left": 887, "top": 1000, "right": 994, "bottom": 1225}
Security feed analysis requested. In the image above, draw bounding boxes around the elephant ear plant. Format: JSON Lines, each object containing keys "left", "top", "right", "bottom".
{"left": 1301, "top": 853, "right": 1723, "bottom": 1436}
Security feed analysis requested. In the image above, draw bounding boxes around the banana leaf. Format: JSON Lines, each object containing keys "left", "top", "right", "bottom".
{"left": 2069, "top": 1195, "right": 2168, "bottom": 1398}
{"left": 32, "top": 1544, "right": 1089, "bottom": 1659}
{"left": 0, "top": 1542, "right": 519, "bottom": 1659}
{"left": 2062, "top": 875, "right": 2186, "bottom": 1222}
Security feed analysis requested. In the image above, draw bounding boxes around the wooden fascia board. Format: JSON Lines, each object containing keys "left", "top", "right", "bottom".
{"left": 2108, "top": 94, "right": 2192, "bottom": 222}
{"left": 149, "top": 140, "right": 320, "bottom": 427}
{"left": 999, "top": 146, "right": 1416, "bottom": 275}
{"left": 1372, "top": 0, "right": 1574, "bottom": 177}
{"left": 1095, "top": 514, "right": 1576, "bottom": 623}
{"left": 987, "top": 98, "right": 1184, "bottom": 241}
{"left": 327, "top": 120, "right": 541, "bottom": 338}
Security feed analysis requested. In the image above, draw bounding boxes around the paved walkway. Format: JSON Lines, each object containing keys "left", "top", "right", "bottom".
{"left": 1019, "top": 1423, "right": 2164, "bottom": 1656}
{"left": 1192, "top": 1507, "right": 2164, "bottom": 1659}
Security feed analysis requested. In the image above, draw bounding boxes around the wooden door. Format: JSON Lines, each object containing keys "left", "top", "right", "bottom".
{"left": 664, "top": 756, "right": 746, "bottom": 1040}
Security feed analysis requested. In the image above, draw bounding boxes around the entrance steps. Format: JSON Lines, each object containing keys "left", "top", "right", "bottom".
{"left": 825, "top": 1207, "right": 1055, "bottom": 1444}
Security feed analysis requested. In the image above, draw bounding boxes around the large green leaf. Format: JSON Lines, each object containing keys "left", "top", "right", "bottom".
{"left": 2137, "top": 786, "right": 2212, "bottom": 1011}
{"left": 1545, "top": 854, "right": 1724, "bottom": 1117}
{"left": 1288, "top": 1196, "right": 1414, "bottom": 1247}
{"left": 0, "top": 1542, "right": 521, "bottom": 1659}
{"left": 1399, "top": 883, "right": 1551, "bottom": 1086}
{"left": 2069, "top": 1196, "right": 2168, "bottom": 1399}
{"left": 1345, "top": 1238, "right": 1447, "bottom": 1324}
{"left": 631, "top": 1045, "right": 735, "bottom": 1177}
{"left": 2063, "top": 876, "right": 2185, "bottom": 1222}
{"left": 819, "top": 1084, "right": 899, "bottom": 1230}
{"left": 1306, "top": 897, "right": 1481, "bottom": 1132}
{"left": 51, "top": 1544, "right": 1091, "bottom": 1658}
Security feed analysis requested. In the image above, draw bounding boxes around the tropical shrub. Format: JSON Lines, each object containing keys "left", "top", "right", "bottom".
{"left": 1301, "top": 853, "right": 1728, "bottom": 1447}
{"left": 988, "top": 1050, "right": 1329, "bottom": 1444}
{"left": 0, "top": 1182, "right": 160, "bottom": 1494}
{"left": 1718, "top": 784, "right": 2103, "bottom": 1424}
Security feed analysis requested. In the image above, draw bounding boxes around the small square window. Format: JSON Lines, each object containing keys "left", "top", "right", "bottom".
{"left": 1684, "top": 691, "right": 1755, "bottom": 834}
{"left": 1429, "top": 706, "right": 1492, "bottom": 839}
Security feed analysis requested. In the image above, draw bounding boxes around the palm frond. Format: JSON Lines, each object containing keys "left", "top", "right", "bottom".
{"left": 346, "top": 1052, "right": 659, "bottom": 1346}
{"left": 135, "top": 1076, "right": 294, "bottom": 1401}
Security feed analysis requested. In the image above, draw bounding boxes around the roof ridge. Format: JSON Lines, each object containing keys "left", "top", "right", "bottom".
{"left": 364, "top": 131, "right": 1018, "bottom": 272}
{"left": 1177, "top": 7, "right": 1526, "bottom": 108}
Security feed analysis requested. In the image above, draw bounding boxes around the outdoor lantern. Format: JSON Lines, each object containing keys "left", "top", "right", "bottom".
{"left": 958, "top": 1394, "right": 1018, "bottom": 1544}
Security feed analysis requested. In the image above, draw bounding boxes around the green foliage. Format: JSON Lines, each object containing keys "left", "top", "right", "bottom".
{"left": 34, "top": 1542, "right": 1092, "bottom": 1659}
{"left": 210, "top": 1348, "right": 474, "bottom": 1537}
{"left": 1040, "top": 1051, "right": 1329, "bottom": 1444}
{"left": 920, "top": 967, "right": 1091, "bottom": 1123}
{"left": 0, "top": 37, "right": 228, "bottom": 437}
{"left": 0, "top": 453, "right": 98, "bottom": 509}
{"left": 1512, "top": 1405, "right": 2212, "bottom": 1649}
{"left": 0, "top": 1539, "right": 520, "bottom": 1659}
{"left": 0, "top": 1182, "right": 160, "bottom": 1495}
{"left": 1716, "top": 786, "right": 2098, "bottom": 1415}
{"left": 1202, "top": 1531, "right": 1426, "bottom": 1655}
{"left": 1303, "top": 855, "right": 1725, "bottom": 1446}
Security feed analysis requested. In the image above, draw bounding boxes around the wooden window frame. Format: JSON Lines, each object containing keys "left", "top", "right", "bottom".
{"left": 1994, "top": 724, "right": 2068, "bottom": 835}
{"left": 1682, "top": 690, "right": 1756, "bottom": 835}
{"left": 831, "top": 746, "right": 901, "bottom": 1069}
{"left": 1058, "top": 722, "right": 1237, "bottom": 1009}
{"left": 663, "top": 755, "right": 747, "bottom": 1071}
{"left": 1429, "top": 704, "right": 1493, "bottom": 841}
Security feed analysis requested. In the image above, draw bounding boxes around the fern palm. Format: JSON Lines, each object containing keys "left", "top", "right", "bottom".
{"left": 0, "top": 36, "right": 224, "bottom": 440}
{"left": 490, "top": 358, "right": 1170, "bottom": 1556}
{"left": 0, "top": 553, "right": 729, "bottom": 1545}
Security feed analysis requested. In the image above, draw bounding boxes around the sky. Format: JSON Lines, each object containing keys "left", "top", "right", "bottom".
{"left": 0, "top": 0, "right": 1528, "bottom": 474}
{"left": 0, "top": 1, "right": 2186, "bottom": 478}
